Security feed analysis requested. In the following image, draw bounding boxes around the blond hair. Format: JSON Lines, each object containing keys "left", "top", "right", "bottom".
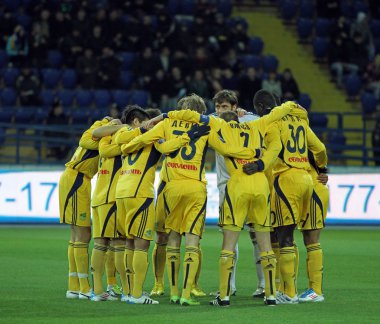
{"left": 177, "top": 94, "right": 207, "bottom": 114}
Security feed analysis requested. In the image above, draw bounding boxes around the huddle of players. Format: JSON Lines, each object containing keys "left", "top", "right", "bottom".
{"left": 59, "top": 88, "right": 328, "bottom": 306}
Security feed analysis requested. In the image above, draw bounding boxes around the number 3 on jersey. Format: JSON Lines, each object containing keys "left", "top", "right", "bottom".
{"left": 169, "top": 130, "right": 197, "bottom": 160}
{"left": 287, "top": 125, "right": 306, "bottom": 154}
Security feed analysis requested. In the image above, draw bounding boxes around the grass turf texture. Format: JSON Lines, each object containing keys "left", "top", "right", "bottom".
{"left": 1, "top": 227, "right": 380, "bottom": 323}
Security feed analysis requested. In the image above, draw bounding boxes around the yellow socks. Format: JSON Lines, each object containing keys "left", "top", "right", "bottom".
{"left": 260, "top": 251, "right": 277, "bottom": 297}
{"left": 114, "top": 245, "right": 128, "bottom": 295}
{"left": 182, "top": 246, "right": 200, "bottom": 299}
{"left": 272, "top": 242, "right": 282, "bottom": 292}
{"left": 152, "top": 243, "right": 167, "bottom": 286}
{"left": 105, "top": 247, "right": 117, "bottom": 286}
{"left": 132, "top": 249, "right": 149, "bottom": 298}
{"left": 219, "top": 250, "right": 235, "bottom": 299}
{"left": 73, "top": 242, "right": 91, "bottom": 293}
{"left": 90, "top": 243, "right": 107, "bottom": 295}
{"left": 166, "top": 246, "right": 180, "bottom": 297}
{"left": 68, "top": 241, "right": 79, "bottom": 292}
{"left": 194, "top": 247, "right": 203, "bottom": 286}
{"left": 294, "top": 241, "right": 300, "bottom": 283}
{"left": 306, "top": 243, "right": 323, "bottom": 295}
{"left": 279, "top": 246, "right": 297, "bottom": 298}
{"left": 125, "top": 247, "right": 134, "bottom": 295}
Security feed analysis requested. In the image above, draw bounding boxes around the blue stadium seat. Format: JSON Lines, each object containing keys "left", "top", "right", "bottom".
{"left": 56, "top": 90, "right": 75, "bottom": 108}
{"left": 70, "top": 108, "right": 90, "bottom": 124}
{"left": 41, "top": 69, "right": 61, "bottom": 89}
{"left": 297, "top": 18, "right": 313, "bottom": 40}
{"left": 129, "top": 90, "right": 149, "bottom": 107}
{"left": 0, "top": 108, "right": 13, "bottom": 123}
{"left": 0, "top": 88, "right": 17, "bottom": 106}
{"left": 309, "top": 113, "right": 328, "bottom": 128}
{"left": 217, "top": 0, "right": 233, "bottom": 17}
{"left": 298, "top": 93, "right": 312, "bottom": 110}
{"left": 112, "top": 90, "right": 130, "bottom": 108}
{"left": 40, "top": 90, "right": 55, "bottom": 108}
{"left": 2, "top": 68, "right": 20, "bottom": 87}
{"left": 242, "top": 55, "right": 262, "bottom": 70}
{"left": 0, "top": 50, "right": 8, "bottom": 69}
{"left": 120, "top": 71, "right": 134, "bottom": 89}
{"left": 16, "top": 13, "right": 32, "bottom": 28}
{"left": 14, "top": 107, "right": 34, "bottom": 123}
{"left": 61, "top": 69, "right": 77, "bottom": 89}
{"left": 370, "top": 20, "right": 380, "bottom": 38}
{"left": 76, "top": 90, "right": 93, "bottom": 108}
{"left": 91, "top": 108, "right": 108, "bottom": 122}
{"left": 361, "top": 93, "right": 377, "bottom": 114}
{"left": 299, "top": 0, "right": 315, "bottom": 18}
{"left": 313, "top": 37, "right": 329, "bottom": 59}
{"left": 328, "top": 130, "right": 346, "bottom": 154}
{"left": 119, "top": 52, "right": 137, "bottom": 70}
{"left": 315, "top": 18, "right": 332, "bottom": 37}
{"left": 345, "top": 74, "right": 362, "bottom": 97}
{"left": 181, "top": 0, "right": 196, "bottom": 15}
{"left": 227, "top": 17, "right": 248, "bottom": 31}
{"left": 47, "top": 50, "right": 63, "bottom": 69}
{"left": 93, "top": 90, "right": 111, "bottom": 108}
{"left": 248, "top": 37, "right": 264, "bottom": 55}
{"left": 281, "top": 0, "right": 298, "bottom": 22}
{"left": 263, "top": 55, "right": 279, "bottom": 73}
{"left": 34, "top": 108, "right": 48, "bottom": 123}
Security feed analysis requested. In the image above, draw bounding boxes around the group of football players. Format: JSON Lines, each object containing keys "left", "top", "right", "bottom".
{"left": 59, "top": 88, "right": 328, "bottom": 306}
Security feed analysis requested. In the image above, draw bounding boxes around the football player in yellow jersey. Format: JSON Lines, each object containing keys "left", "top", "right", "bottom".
{"left": 59, "top": 117, "right": 112, "bottom": 299}
{"left": 243, "top": 90, "right": 327, "bottom": 304}
{"left": 298, "top": 150, "right": 329, "bottom": 302}
{"left": 89, "top": 116, "right": 124, "bottom": 302}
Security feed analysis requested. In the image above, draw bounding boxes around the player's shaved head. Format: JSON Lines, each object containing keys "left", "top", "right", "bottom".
{"left": 253, "top": 89, "right": 277, "bottom": 117}
{"left": 219, "top": 111, "right": 239, "bottom": 123}
{"left": 122, "top": 105, "right": 149, "bottom": 124}
{"left": 177, "top": 94, "right": 207, "bottom": 114}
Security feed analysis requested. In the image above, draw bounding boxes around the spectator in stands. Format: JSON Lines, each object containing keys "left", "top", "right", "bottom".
{"left": 350, "top": 12, "right": 373, "bottom": 56}
{"left": 281, "top": 68, "right": 300, "bottom": 101}
{"left": 329, "top": 37, "right": 358, "bottom": 88}
{"left": 238, "top": 67, "right": 262, "bottom": 110}
{"left": 96, "top": 47, "right": 121, "bottom": 89}
{"left": 140, "top": 15, "right": 156, "bottom": 48}
{"left": 192, "top": 47, "right": 211, "bottom": 71}
{"left": 196, "top": 0, "right": 218, "bottom": 20}
{"left": 167, "top": 66, "right": 187, "bottom": 107}
{"left": 155, "top": 14, "right": 175, "bottom": 48}
{"left": 134, "top": 46, "right": 161, "bottom": 87}
{"left": 209, "top": 13, "right": 230, "bottom": 52}
{"left": 316, "top": 0, "right": 340, "bottom": 19}
{"left": 332, "top": 16, "right": 350, "bottom": 47}
{"left": 72, "top": 9, "right": 90, "bottom": 37}
{"left": 159, "top": 46, "right": 171, "bottom": 73}
{"left": 50, "top": 11, "right": 70, "bottom": 47}
{"left": 171, "top": 50, "right": 190, "bottom": 76}
{"left": 122, "top": 16, "right": 141, "bottom": 51}
{"left": 108, "top": 103, "right": 120, "bottom": 119}
{"left": 16, "top": 67, "right": 41, "bottom": 106}
{"left": 230, "top": 23, "right": 249, "bottom": 53}
{"left": 6, "top": 25, "right": 29, "bottom": 67}
{"left": 147, "top": 69, "right": 170, "bottom": 109}
{"left": 364, "top": 55, "right": 380, "bottom": 99}
{"left": 108, "top": 9, "right": 124, "bottom": 51}
{"left": 222, "top": 68, "right": 239, "bottom": 91}
{"left": 93, "top": 8, "right": 108, "bottom": 33}
{"left": 37, "top": 10, "right": 51, "bottom": 40}
{"left": 168, "top": 23, "right": 192, "bottom": 54}
{"left": 76, "top": 48, "right": 98, "bottom": 89}
{"left": 86, "top": 25, "right": 108, "bottom": 55}
{"left": 262, "top": 72, "right": 282, "bottom": 98}
{"left": 59, "top": 29, "right": 84, "bottom": 67}
{"left": 372, "top": 119, "right": 380, "bottom": 166}
{"left": 30, "top": 22, "right": 48, "bottom": 68}
{"left": 45, "top": 99, "right": 70, "bottom": 160}
{"left": 187, "top": 69, "right": 210, "bottom": 99}
{"left": 221, "top": 48, "right": 243, "bottom": 74}
{"left": 208, "top": 67, "right": 223, "bottom": 93}
{"left": 0, "top": 10, "right": 16, "bottom": 47}
{"left": 348, "top": 32, "right": 369, "bottom": 73}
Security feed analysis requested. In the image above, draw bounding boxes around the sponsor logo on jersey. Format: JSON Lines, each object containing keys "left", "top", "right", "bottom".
{"left": 236, "top": 159, "right": 252, "bottom": 165}
{"left": 167, "top": 162, "right": 197, "bottom": 171}
{"left": 120, "top": 169, "right": 142, "bottom": 175}
{"left": 98, "top": 169, "right": 110, "bottom": 175}
{"left": 288, "top": 157, "right": 309, "bottom": 163}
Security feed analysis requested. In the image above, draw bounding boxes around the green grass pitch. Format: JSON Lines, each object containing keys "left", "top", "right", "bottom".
{"left": 1, "top": 226, "right": 380, "bottom": 323}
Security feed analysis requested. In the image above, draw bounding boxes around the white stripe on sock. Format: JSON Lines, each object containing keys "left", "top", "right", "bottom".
{"left": 77, "top": 273, "right": 89, "bottom": 278}
{"left": 69, "top": 272, "right": 78, "bottom": 277}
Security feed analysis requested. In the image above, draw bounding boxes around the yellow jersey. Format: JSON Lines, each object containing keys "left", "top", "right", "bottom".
{"left": 268, "top": 110, "right": 327, "bottom": 176}
{"left": 91, "top": 131, "right": 122, "bottom": 207}
{"left": 115, "top": 125, "right": 189, "bottom": 198}
{"left": 65, "top": 119, "right": 109, "bottom": 179}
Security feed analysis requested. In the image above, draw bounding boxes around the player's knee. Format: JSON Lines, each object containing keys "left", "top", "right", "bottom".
{"left": 302, "top": 229, "right": 320, "bottom": 246}
{"left": 185, "top": 232, "right": 200, "bottom": 247}
{"left": 155, "top": 232, "right": 168, "bottom": 245}
{"left": 134, "top": 238, "right": 150, "bottom": 251}
{"left": 94, "top": 237, "right": 109, "bottom": 246}
{"left": 75, "top": 226, "right": 91, "bottom": 243}
{"left": 167, "top": 230, "right": 181, "bottom": 248}
{"left": 276, "top": 225, "right": 295, "bottom": 248}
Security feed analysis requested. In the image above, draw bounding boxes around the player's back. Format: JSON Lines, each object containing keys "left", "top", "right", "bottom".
{"left": 161, "top": 118, "right": 208, "bottom": 184}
